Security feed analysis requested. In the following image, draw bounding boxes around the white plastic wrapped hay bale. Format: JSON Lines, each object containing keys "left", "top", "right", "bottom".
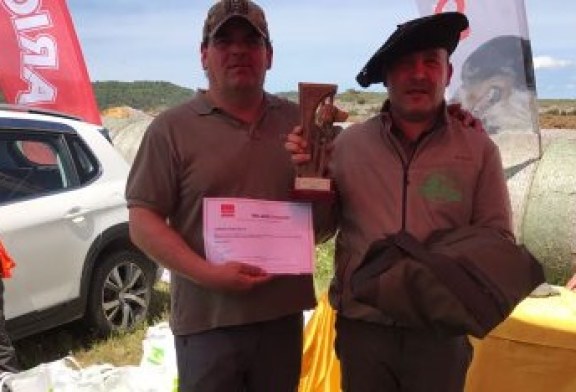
{"left": 491, "top": 130, "right": 540, "bottom": 241}
{"left": 522, "top": 139, "right": 576, "bottom": 284}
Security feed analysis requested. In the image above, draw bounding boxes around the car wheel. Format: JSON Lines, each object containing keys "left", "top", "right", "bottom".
{"left": 86, "top": 250, "right": 155, "bottom": 335}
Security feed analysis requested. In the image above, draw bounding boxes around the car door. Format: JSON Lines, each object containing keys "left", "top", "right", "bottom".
{"left": 0, "top": 126, "right": 97, "bottom": 320}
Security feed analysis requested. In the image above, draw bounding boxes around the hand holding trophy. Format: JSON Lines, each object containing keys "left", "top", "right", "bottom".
{"left": 290, "top": 82, "right": 348, "bottom": 201}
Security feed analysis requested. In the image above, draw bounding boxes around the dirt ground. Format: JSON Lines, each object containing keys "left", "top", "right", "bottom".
{"left": 540, "top": 114, "right": 576, "bottom": 129}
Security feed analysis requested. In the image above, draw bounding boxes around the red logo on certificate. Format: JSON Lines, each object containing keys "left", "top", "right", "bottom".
{"left": 220, "top": 203, "right": 235, "bottom": 217}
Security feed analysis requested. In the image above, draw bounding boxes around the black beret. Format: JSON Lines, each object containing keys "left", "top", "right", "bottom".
{"left": 356, "top": 12, "right": 469, "bottom": 88}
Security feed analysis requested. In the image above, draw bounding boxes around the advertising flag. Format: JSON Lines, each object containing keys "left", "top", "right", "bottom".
{"left": 415, "top": 0, "right": 541, "bottom": 240}
{"left": 415, "top": 0, "right": 539, "bottom": 135}
{"left": 0, "top": 0, "right": 101, "bottom": 125}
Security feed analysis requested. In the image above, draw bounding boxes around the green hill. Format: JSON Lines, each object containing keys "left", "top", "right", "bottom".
{"left": 93, "top": 81, "right": 194, "bottom": 113}
{"left": 1, "top": 81, "right": 574, "bottom": 120}
{"left": 0, "top": 81, "right": 195, "bottom": 113}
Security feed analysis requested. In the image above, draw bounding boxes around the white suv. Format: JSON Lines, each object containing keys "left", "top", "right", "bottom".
{"left": 0, "top": 105, "right": 158, "bottom": 339}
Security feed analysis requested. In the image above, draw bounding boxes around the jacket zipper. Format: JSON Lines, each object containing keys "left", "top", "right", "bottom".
{"left": 387, "top": 134, "right": 412, "bottom": 232}
{"left": 387, "top": 131, "right": 432, "bottom": 232}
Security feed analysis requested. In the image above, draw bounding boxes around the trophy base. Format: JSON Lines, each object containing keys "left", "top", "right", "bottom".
{"left": 290, "top": 177, "right": 335, "bottom": 201}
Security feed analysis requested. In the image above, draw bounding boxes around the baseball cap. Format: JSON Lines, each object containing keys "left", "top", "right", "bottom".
{"left": 356, "top": 12, "right": 469, "bottom": 87}
{"left": 203, "top": 0, "right": 269, "bottom": 43}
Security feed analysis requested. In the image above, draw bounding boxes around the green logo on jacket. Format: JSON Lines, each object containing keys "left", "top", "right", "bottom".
{"left": 419, "top": 173, "right": 462, "bottom": 202}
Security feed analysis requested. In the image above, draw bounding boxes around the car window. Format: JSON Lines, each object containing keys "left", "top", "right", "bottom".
{"left": 66, "top": 135, "right": 100, "bottom": 184}
{"left": 0, "top": 132, "right": 71, "bottom": 203}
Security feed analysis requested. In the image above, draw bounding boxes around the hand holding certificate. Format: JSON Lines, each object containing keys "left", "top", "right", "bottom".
{"left": 203, "top": 198, "right": 315, "bottom": 274}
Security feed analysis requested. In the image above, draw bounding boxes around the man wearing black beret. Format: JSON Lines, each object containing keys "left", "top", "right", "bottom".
{"left": 288, "top": 12, "right": 514, "bottom": 392}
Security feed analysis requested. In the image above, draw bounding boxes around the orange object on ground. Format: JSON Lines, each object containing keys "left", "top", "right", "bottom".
{"left": 0, "top": 240, "right": 16, "bottom": 278}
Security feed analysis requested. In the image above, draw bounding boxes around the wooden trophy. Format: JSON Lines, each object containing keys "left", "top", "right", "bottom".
{"left": 291, "top": 82, "right": 348, "bottom": 201}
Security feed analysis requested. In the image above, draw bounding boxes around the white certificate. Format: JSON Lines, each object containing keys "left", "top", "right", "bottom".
{"left": 203, "top": 198, "right": 315, "bottom": 274}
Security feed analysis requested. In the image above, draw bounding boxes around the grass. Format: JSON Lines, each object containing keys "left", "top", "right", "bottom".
{"left": 14, "top": 242, "right": 336, "bottom": 370}
{"left": 314, "top": 239, "right": 335, "bottom": 295}
{"left": 14, "top": 282, "right": 171, "bottom": 369}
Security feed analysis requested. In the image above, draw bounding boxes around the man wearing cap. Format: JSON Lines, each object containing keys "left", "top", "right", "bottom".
{"left": 288, "top": 12, "right": 513, "bottom": 392}
{"left": 126, "top": 1, "right": 322, "bottom": 391}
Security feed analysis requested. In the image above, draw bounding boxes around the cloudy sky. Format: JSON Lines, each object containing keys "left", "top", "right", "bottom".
{"left": 67, "top": 0, "right": 576, "bottom": 99}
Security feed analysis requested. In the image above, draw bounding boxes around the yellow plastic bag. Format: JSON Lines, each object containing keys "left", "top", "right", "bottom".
{"left": 299, "top": 293, "right": 340, "bottom": 392}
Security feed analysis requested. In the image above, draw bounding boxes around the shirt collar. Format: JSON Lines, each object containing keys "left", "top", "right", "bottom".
{"left": 188, "top": 89, "right": 282, "bottom": 116}
{"left": 381, "top": 99, "right": 448, "bottom": 142}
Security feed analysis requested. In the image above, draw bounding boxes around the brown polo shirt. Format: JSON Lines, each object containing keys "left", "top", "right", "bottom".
{"left": 126, "top": 91, "right": 316, "bottom": 335}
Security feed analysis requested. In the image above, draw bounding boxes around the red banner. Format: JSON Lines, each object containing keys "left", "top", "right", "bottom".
{"left": 0, "top": 0, "right": 101, "bottom": 125}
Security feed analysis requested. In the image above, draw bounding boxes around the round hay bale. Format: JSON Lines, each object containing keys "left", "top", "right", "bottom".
{"left": 522, "top": 139, "right": 576, "bottom": 284}
{"left": 111, "top": 118, "right": 153, "bottom": 164}
{"left": 491, "top": 131, "right": 540, "bottom": 240}
{"left": 102, "top": 107, "right": 153, "bottom": 164}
